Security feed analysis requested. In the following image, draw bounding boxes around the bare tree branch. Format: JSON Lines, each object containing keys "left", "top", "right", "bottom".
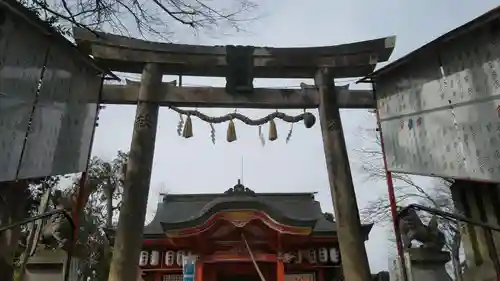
{"left": 17, "top": 0, "right": 260, "bottom": 39}
{"left": 353, "top": 122, "right": 458, "bottom": 252}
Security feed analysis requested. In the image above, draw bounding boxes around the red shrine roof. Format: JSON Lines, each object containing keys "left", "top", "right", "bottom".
{"left": 141, "top": 181, "right": 373, "bottom": 240}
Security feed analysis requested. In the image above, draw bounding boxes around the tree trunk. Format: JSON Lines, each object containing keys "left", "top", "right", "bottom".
{"left": 105, "top": 180, "right": 113, "bottom": 228}
{"left": 107, "top": 63, "right": 162, "bottom": 281}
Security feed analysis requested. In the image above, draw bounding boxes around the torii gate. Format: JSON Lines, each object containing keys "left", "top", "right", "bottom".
{"left": 73, "top": 28, "right": 396, "bottom": 281}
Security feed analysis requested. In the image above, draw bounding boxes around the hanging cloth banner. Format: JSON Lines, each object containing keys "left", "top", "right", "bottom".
{"left": 182, "top": 255, "right": 197, "bottom": 281}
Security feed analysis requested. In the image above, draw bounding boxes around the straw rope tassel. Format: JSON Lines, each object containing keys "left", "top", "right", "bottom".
{"left": 268, "top": 119, "right": 278, "bottom": 141}
{"left": 182, "top": 115, "right": 193, "bottom": 138}
{"left": 227, "top": 119, "right": 237, "bottom": 142}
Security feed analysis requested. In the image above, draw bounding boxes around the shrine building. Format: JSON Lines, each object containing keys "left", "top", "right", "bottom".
{"left": 129, "top": 180, "right": 373, "bottom": 281}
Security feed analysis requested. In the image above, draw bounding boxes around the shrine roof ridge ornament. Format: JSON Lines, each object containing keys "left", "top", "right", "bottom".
{"left": 223, "top": 179, "right": 256, "bottom": 196}
{"left": 72, "top": 27, "right": 396, "bottom": 78}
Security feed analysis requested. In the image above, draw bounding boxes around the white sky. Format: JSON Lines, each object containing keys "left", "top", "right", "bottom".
{"left": 90, "top": 0, "right": 500, "bottom": 272}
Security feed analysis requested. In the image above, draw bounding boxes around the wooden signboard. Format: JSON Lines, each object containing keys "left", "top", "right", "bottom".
{"left": 285, "top": 274, "right": 315, "bottom": 281}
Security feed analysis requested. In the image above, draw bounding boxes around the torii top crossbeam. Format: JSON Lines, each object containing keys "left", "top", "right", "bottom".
{"left": 73, "top": 27, "right": 395, "bottom": 78}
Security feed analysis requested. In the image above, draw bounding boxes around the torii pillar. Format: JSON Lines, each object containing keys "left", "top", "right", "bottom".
{"left": 316, "top": 68, "right": 372, "bottom": 281}
{"left": 108, "top": 63, "right": 162, "bottom": 281}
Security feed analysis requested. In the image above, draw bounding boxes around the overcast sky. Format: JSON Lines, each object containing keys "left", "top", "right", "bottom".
{"left": 91, "top": 0, "right": 500, "bottom": 272}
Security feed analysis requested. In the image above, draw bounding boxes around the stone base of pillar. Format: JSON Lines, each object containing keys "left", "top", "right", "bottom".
{"left": 462, "top": 260, "right": 498, "bottom": 281}
{"left": 405, "top": 248, "right": 452, "bottom": 281}
{"left": 371, "top": 271, "right": 389, "bottom": 281}
{"left": 22, "top": 249, "right": 79, "bottom": 281}
{"left": 0, "top": 258, "right": 14, "bottom": 281}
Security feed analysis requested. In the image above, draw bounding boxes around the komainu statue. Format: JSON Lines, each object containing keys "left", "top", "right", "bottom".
{"left": 40, "top": 190, "right": 75, "bottom": 250}
{"left": 399, "top": 208, "right": 446, "bottom": 251}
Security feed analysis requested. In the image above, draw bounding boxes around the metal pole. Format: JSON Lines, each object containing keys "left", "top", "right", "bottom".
{"left": 108, "top": 63, "right": 162, "bottom": 281}
{"left": 316, "top": 68, "right": 371, "bottom": 281}
{"left": 399, "top": 204, "right": 500, "bottom": 232}
{"left": 371, "top": 81, "right": 408, "bottom": 281}
{"left": 15, "top": 45, "right": 51, "bottom": 178}
{"left": 0, "top": 209, "right": 75, "bottom": 233}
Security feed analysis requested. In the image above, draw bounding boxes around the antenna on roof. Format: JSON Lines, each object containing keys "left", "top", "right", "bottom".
{"left": 240, "top": 156, "right": 244, "bottom": 184}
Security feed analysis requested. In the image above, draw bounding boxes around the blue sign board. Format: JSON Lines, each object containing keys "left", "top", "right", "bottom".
{"left": 183, "top": 256, "right": 196, "bottom": 281}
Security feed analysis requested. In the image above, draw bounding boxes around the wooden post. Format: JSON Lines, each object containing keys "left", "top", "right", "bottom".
{"left": 108, "top": 63, "right": 162, "bottom": 281}
{"left": 196, "top": 261, "right": 204, "bottom": 281}
{"left": 154, "top": 272, "right": 162, "bottom": 281}
{"left": 317, "top": 268, "right": 325, "bottom": 281}
{"left": 315, "top": 68, "right": 371, "bottom": 281}
{"left": 276, "top": 260, "right": 284, "bottom": 281}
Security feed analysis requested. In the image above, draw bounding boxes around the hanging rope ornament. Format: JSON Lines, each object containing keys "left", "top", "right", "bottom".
{"left": 177, "top": 114, "right": 184, "bottom": 136}
{"left": 268, "top": 119, "right": 278, "bottom": 141}
{"left": 286, "top": 123, "right": 294, "bottom": 143}
{"left": 209, "top": 123, "right": 216, "bottom": 144}
{"left": 182, "top": 114, "right": 193, "bottom": 138}
{"left": 258, "top": 126, "right": 265, "bottom": 146}
{"left": 168, "top": 105, "right": 316, "bottom": 143}
{"left": 303, "top": 109, "right": 315, "bottom": 128}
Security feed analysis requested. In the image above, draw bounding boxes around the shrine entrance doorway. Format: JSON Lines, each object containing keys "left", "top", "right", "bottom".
{"left": 215, "top": 262, "right": 275, "bottom": 281}
{"left": 219, "top": 275, "right": 258, "bottom": 281}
